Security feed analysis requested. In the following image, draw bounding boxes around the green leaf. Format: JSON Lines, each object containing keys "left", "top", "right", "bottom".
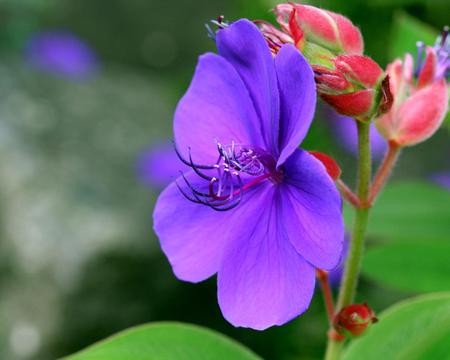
{"left": 389, "top": 12, "right": 438, "bottom": 60}
{"left": 362, "top": 242, "right": 450, "bottom": 293}
{"left": 64, "top": 322, "right": 262, "bottom": 360}
{"left": 343, "top": 292, "right": 450, "bottom": 360}
{"left": 345, "top": 182, "right": 450, "bottom": 243}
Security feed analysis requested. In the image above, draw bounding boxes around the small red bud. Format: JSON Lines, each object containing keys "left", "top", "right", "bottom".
{"left": 334, "top": 303, "right": 378, "bottom": 337}
{"left": 309, "top": 151, "right": 342, "bottom": 180}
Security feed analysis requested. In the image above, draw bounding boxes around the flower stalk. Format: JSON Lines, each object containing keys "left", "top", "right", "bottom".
{"left": 369, "top": 142, "right": 401, "bottom": 203}
{"left": 324, "top": 121, "right": 372, "bottom": 360}
{"left": 336, "top": 179, "right": 361, "bottom": 208}
{"left": 316, "top": 270, "right": 335, "bottom": 325}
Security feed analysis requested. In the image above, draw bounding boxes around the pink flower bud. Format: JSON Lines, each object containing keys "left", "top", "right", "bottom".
{"left": 315, "top": 55, "right": 390, "bottom": 120}
{"left": 273, "top": 3, "right": 364, "bottom": 56}
{"left": 334, "top": 303, "right": 378, "bottom": 337}
{"left": 376, "top": 32, "right": 449, "bottom": 147}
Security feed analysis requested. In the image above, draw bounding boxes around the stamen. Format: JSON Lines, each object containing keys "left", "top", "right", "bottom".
{"left": 440, "top": 26, "right": 449, "bottom": 48}
{"left": 414, "top": 41, "right": 425, "bottom": 78}
{"left": 173, "top": 141, "right": 280, "bottom": 211}
{"left": 205, "top": 16, "right": 229, "bottom": 41}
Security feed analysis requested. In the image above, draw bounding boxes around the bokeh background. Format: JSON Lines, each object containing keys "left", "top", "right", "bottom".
{"left": 0, "top": 0, "right": 449, "bottom": 359}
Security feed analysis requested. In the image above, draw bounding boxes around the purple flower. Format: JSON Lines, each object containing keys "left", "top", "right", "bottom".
{"left": 153, "top": 20, "right": 344, "bottom": 330}
{"left": 24, "top": 30, "right": 99, "bottom": 79}
{"left": 324, "top": 106, "right": 387, "bottom": 160}
{"left": 136, "top": 142, "right": 188, "bottom": 188}
{"left": 431, "top": 172, "right": 450, "bottom": 190}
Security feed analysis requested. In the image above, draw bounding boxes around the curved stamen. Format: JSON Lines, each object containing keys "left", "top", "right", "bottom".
{"left": 174, "top": 143, "right": 215, "bottom": 170}
{"left": 188, "top": 151, "right": 213, "bottom": 181}
{"left": 174, "top": 141, "right": 280, "bottom": 211}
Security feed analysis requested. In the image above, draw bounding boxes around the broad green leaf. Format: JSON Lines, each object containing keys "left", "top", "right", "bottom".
{"left": 362, "top": 242, "right": 450, "bottom": 293}
{"left": 389, "top": 12, "right": 438, "bottom": 60}
{"left": 343, "top": 292, "right": 450, "bottom": 360}
{"left": 345, "top": 182, "right": 450, "bottom": 243}
{"left": 64, "top": 322, "right": 261, "bottom": 360}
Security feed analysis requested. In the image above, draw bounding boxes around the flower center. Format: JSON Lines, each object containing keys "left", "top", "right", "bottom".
{"left": 175, "top": 141, "right": 282, "bottom": 211}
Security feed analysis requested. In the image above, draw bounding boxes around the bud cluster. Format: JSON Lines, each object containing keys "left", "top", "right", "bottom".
{"left": 257, "top": 3, "right": 392, "bottom": 120}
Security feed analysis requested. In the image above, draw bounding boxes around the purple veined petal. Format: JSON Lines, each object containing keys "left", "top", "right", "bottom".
{"left": 216, "top": 19, "right": 280, "bottom": 157}
{"left": 174, "top": 53, "right": 264, "bottom": 165}
{"left": 153, "top": 170, "right": 238, "bottom": 282}
{"left": 280, "top": 149, "right": 344, "bottom": 270}
{"left": 328, "top": 234, "right": 350, "bottom": 288}
{"left": 136, "top": 141, "right": 187, "bottom": 188}
{"left": 430, "top": 171, "right": 450, "bottom": 191}
{"left": 324, "top": 106, "right": 387, "bottom": 160}
{"left": 275, "top": 45, "right": 316, "bottom": 167}
{"left": 218, "top": 184, "right": 316, "bottom": 330}
{"left": 24, "top": 30, "right": 99, "bottom": 80}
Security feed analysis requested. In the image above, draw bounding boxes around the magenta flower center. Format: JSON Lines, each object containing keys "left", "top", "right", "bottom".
{"left": 175, "top": 141, "right": 282, "bottom": 211}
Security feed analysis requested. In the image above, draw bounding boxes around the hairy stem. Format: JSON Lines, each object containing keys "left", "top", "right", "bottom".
{"left": 324, "top": 121, "right": 372, "bottom": 360}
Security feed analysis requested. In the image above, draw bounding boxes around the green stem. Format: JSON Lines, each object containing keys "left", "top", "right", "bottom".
{"left": 324, "top": 121, "right": 372, "bottom": 360}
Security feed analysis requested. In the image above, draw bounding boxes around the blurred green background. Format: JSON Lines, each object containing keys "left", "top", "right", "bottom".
{"left": 0, "top": 0, "right": 448, "bottom": 359}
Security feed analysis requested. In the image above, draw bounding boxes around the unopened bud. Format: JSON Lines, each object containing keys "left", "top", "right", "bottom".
{"left": 334, "top": 303, "right": 378, "bottom": 337}
{"left": 315, "top": 55, "right": 391, "bottom": 120}
{"left": 309, "top": 151, "right": 341, "bottom": 180}
{"left": 274, "top": 3, "right": 363, "bottom": 60}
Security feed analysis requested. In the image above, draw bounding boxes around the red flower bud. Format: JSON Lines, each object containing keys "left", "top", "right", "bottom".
{"left": 315, "top": 56, "right": 390, "bottom": 120}
{"left": 334, "top": 303, "right": 378, "bottom": 336}
{"left": 309, "top": 151, "right": 342, "bottom": 180}
{"left": 376, "top": 42, "right": 449, "bottom": 147}
{"left": 334, "top": 55, "right": 384, "bottom": 88}
{"left": 273, "top": 3, "right": 363, "bottom": 56}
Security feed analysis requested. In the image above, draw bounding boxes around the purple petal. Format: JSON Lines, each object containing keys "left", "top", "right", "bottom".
{"left": 324, "top": 107, "right": 387, "bottom": 160}
{"left": 281, "top": 149, "right": 344, "bottom": 270}
{"left": 275, "top": 45, "right": 316, "bottom": 167}
{"left": 430, "top": 172, "right": 450, "bottom": 190}
{"left": 24, "top": 30, "right": 99, "bottom": 79}
{"left": 153, "top": 171, "right": 236, "bottom": 282}
{"left": 218, "top": 184, "right": 315, "bottom": 330}
{"left": 216, "top": 19, "right": 280, "bottom": 157}
{"left": 136, "top": 142, "right": 187, "bottom": 188}
{"left": 174, "top": 53, "right": 263, "bottom": 165}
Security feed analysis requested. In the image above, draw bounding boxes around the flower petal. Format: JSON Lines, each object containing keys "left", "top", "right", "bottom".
{"left": 218, "top": 184, "right": 315, "bottom": 330}
{"left": 275, "top": 44, "right": 316, "bottom": 166}
{"left": 395, "top": 79, "right": 448, "bottom": 146}
{"left": 281, "top": 149, "right": 344, "bottom": 270}
{"left": 153, "top": 171, "right": 236, "bottom": 282}
{"left": 216, "top": 19, "right": 280, "bottom": 156}
{"left": 174, "top": 53, "right": 263, "bottom": 165}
